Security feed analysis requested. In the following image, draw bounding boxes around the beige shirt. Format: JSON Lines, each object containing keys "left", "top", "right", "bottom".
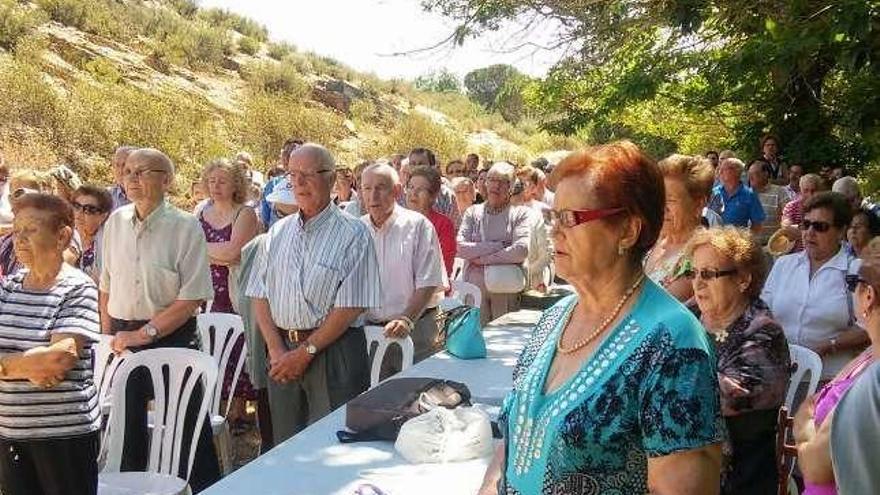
{"left": 100, "top": 201, "right": 213, "bottom": 320}
{"left": 361, "top": 205, "right": 446, "bottom": 322}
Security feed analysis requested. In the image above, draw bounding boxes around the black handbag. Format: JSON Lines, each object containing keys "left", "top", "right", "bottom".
{"left": 337, "top": 377, "right": 471, "bottom": 443}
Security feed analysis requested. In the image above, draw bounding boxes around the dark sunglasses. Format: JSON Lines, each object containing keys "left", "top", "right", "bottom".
{"left": 846, "top": 274, "right": 869, "bottom": 293}
{"left": 543, "top": 207, "right": 625, "bottom": 229}
{"left": 72, "top": 201, "right": 105, "bottom": 215}
{"left": 800, "top": 220, "right": 832, "bottom": 233}
{"left": 683, "top": 268, "right": 738, "bottom": 280}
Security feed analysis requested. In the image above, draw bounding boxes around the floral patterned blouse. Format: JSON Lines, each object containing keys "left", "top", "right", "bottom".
{"left": 500, "top": 280, "right": 724, "bottom": 494}
{"left": 692, "top": 299, "right": 791, "bottom": 415}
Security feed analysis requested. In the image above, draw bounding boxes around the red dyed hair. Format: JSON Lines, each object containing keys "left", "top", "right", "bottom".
{"left": 549, "top": 140, "right": 665, "bottom": 260}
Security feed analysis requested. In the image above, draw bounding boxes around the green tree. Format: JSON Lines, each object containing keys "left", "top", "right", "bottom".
{"left": 463, "top": 64, "right": 521, "bottom": 109}
{"left": 425, "top": 0, "right": 880, "bottom": 172}
{"left": 414, "top": 69, "right": 462, "bottom": 93}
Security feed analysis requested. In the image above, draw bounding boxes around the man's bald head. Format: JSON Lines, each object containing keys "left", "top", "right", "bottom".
{"left": 361, "top": 163, "right": 400, "bottom": 187}
{"left": 290, "top": 143, "right": 335, "bottom": 187}
{"left": 127, "top": 148, "right": 174, "bottom": 175}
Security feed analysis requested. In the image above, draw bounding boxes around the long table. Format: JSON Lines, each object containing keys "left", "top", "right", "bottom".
{"left": 203, "top": 309, "right": 542, "bottom": 495}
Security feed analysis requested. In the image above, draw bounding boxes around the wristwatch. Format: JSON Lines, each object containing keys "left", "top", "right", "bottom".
{"left": 304, "top": 341, "right": 318, "bottom": 356}
{"left": 143, "top": 323, "right": 160, "bottom": 342}
{"left": 829, "top": 337, "right": 839, "bottom": 354}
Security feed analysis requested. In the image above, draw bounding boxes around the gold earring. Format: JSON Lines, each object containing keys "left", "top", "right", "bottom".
{"left": 618, "top": 244, "right": 627, "bottom": 256}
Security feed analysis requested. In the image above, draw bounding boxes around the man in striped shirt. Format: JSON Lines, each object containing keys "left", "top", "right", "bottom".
{"left": 247, "top": 143, "right": 382, "bottom": 444}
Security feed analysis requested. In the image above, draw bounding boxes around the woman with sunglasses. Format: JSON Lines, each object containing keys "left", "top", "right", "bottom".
{"left": 762, "top": 192, "right": 868, "bottom": 383}
{"left": 71, "top": 185, "right": 112, "bottom": 283}
{"left": 684, "top": 226, "right": 790, "bottom": 495}
{"left": 792, "top": 238, "right": 880, "bottom": 495}
{"left": 478, "top": 142, "right": 723, "bottom": 495}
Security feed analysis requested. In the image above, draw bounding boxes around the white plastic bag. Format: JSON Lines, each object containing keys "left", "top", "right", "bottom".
{"left": 394, "top": 407, "right": 493, "bottom": 464}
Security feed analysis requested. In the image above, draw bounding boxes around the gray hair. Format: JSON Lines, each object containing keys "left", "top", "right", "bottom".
{"left": 128, "top": 148, "right": 174, "bottom": 175}
{"left": 832, "top": 176, "right": 860, "bottom": 199}
{"left": 720, "top": 157, "right": 745, "bottom": 176}
{"left": 361, "top": 163, "right": 400, "bottom": 186}
{"left": 292, "top": 143, "right": 336, "bottom": 171}
{"left": 488, "top": 161, "right": 516, "bottom": 183}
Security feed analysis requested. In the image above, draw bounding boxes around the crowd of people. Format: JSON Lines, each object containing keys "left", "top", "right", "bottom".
{"left": 0, "top": 133, "right": 878, "bottom": 495}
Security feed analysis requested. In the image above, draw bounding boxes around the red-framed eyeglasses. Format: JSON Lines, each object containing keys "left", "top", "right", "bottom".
{"left": 543, "top": 207, "right": 626, "bottom": 229}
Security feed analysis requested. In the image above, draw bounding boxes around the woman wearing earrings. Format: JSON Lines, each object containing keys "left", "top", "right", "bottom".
{"left": 478, "top": 142, "right": 723, "bottom": 495}
{"left": 684, "top": 227, "right": 790, "bottom": 495}
{"left": 762, "top": 192, "right": 868, "bottom": 382}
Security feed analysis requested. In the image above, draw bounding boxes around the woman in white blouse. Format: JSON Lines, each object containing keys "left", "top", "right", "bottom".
{"left": 762, "top": 192, "right": 869, "bottom": 380}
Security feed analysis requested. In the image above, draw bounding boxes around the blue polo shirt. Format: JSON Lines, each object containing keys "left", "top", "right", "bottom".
{"left": 708, "top": 183, "right": 766, "bottom": 227}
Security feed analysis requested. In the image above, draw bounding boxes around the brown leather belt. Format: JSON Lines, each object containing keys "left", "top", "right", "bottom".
{"left": 281, "top": 328, "right": 316, "bottom": 344}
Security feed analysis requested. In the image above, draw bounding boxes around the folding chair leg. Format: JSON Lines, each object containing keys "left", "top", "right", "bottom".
{"left": 212, "top": 420, "right": 233, "bottom": 475}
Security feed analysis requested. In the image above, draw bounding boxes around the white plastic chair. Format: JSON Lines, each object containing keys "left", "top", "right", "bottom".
{"left": 451, "top": 280, "right": 482, "bottom": 308}
{"left": 99, "top": 348, "right": 218, "bottom": 495}
{"left": 785, "top": 344, "right": 823, "bottom": 411}
{"left": 196, "top": 313, "right": 247, "bottom": 475}
{"left": 364, "top": 325, "right": 414, "bottom": 387}
{"left": 94, "top": 335, "right": 129, "bottom": 418}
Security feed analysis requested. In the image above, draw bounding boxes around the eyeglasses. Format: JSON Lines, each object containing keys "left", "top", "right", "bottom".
{"left": 800, "top": 220, "right": 832, "bottom": 233}
{"left": 405, "top": 185, "right": 432, "bottom": 196}
{"left": 486, "top": 178, "right": 510, "bottom": 186}
{"left": 543, "top": 207, "right": 625, "bottom": 229}
{"left": 123, "top": 169, "right": 166, "bottom": 180}
{"left": 846, "top": 274, "right": 869, "bottom": 293}
{"left": 72, "top": 201, "right": 105, "bottom": 215}
{"left": 286, "top": 169, "right": 332, "bottom": 182}
{"left": 683, "top": 268, "right": 738, "bottom": 280}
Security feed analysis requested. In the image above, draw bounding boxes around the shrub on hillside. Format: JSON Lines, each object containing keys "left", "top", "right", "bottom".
{"left": 368, "top": 113, "right": 466, "bottom": 163}
{"left": 36, "top": 0, "right": 132, "bottom": 41}
{"left": 0, "top": 59, "right": 65, "bottom": 133}
{"left": 0, "top": 1, "right": 46, "bottom": 51}
{"left": 267, "top": 41, "right": 294, "bottom": 61}
{"left": 161, "top": 22, "right": 233, "bottom": 70}
{"left": 238, "top": 36, "right": 259, "bottom": 56}
{"left": 238, "top": 90, "right": 346, "bottom": 166}
{"left": 198, "top": 8, "right": 268, "bottom": 42}
{"left": 166, "top": 0, "right": 198, "bottom": 18}
{"left": 350, "top": 99, "right": 378, "bottom": 124}
{"left": 241, "top": 61, "right": 308, "bottom": 97}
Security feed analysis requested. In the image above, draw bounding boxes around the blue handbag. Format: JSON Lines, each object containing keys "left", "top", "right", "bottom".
{"left": 440, "top": 304, "right": 486, "bottom": 359}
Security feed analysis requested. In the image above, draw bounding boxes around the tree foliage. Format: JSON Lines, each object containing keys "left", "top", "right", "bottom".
{"left": 414, "top": 69, "right": 462, "bottom": 93}
{"left": 425, "top": 0, "right": 880, "bottom": 173}
{"left": 463, "top": 64, "right": 520, "bottom": 109}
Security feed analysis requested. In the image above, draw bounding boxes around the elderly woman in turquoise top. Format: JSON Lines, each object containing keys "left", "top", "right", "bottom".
{"left": 479, "top": 141, "right": 725, "bottom": 495}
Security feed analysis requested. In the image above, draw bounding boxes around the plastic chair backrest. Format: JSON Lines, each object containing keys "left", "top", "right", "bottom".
{"left": 94, "top": 335, "right": 129, "bottom": 411}
{"left": 196, "top": 313, "right": 247, "bottom": 419}
{"left": 451, "top": 280, "right": 482, "bottom": 308}
{"left": 785, "top": 344, "right": 823, "bottom": 411}
{"left": 101, "top": 348, "right": 217, "bottom": 481}
{"left": 363, "top": 325, "right": 414, "bottom": 387}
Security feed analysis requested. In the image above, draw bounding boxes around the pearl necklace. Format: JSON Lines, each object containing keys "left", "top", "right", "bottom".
{"left": 556, "top": 273, "right": 646, "bottom": 355}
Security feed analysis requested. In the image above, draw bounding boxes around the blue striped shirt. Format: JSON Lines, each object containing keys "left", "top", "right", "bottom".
{"left": 246, "top": 202, "right": 382, "bottom": 329}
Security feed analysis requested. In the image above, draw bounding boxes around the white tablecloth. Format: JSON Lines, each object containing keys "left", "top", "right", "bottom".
{"left": 202, "top": 310, "right": 542, "bottom": 495}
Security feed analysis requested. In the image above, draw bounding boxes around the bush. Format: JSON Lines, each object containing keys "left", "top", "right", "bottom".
{"left": 350, "top": 99, "right": 377, "bottom": 124}
{"left": 198, "top": 8, "right": 267, "bottom": 42}
{"left": 165, "top": 0, "right": 198, "bottom": 18}
{"left": 237, "top": 90, "right": 346, "bottom": 165}
{"left": 368, "top": 113, "right": 466, "bottom": 163}
{"left": 0, "top": 1, "right": 46, "bottom": 51}
{"left": 238, "top": 36, "right": 259, "bottom": 56}
{"left": 161, "top": 22, "right": 233, "bottom": 70}
{"left": 241, "top": 61, "right": 308, "bottom": 97}
{"left": 267, "top": 41, "right": 294, "bottom": 61}
{"left": 36, "top": 0, "right": 132, "bottom": 41}
{"left": 0, "top": 59, "right": 65, "bottom": 133}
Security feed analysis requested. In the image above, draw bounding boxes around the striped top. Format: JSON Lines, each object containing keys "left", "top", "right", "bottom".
{"left": 247, "top": 202, "right": 382, "bottom": 329}
{"left": 0, "top": 265, "right": 101, "bottom": 440}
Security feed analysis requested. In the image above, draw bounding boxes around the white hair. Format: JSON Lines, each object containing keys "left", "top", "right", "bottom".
{"left": 293, "top": 143, "right": 335, "bottom": 171}
{"left": 832, "top": 176, "right": 860, "bottom": 198}
{"left": 488, "top": 161, "right": 516, "bottom": 183}
{"left": 362, "top": 163, "right": 400, "bottom": 186}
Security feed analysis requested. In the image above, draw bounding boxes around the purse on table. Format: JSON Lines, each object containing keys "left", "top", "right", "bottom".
{"left": 437, "top": 304, "right": 486, "bottom": 359}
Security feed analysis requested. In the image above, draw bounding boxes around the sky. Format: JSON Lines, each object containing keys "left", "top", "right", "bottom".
{"left": 199, "top": 0, "right": 567, "bottom": 81}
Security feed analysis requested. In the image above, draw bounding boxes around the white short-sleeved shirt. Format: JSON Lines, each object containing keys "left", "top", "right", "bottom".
{"left": 361, "top": 206, "right": 446, "bottom": 322}
{"left": 761, "top": 246, "right": 862, "bottom": 378}
{"left": 100, "top": 201, "right": 213, "bottom": 320}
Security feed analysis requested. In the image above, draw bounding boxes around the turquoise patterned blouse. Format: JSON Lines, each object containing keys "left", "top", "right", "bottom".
{"left": 500, "top": 280, "right": 724, "bottom": 494}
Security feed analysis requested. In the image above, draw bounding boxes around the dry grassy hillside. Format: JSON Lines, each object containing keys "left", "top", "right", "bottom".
{"left": 0, "top": 0, "right": 579, "bottom": 199}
